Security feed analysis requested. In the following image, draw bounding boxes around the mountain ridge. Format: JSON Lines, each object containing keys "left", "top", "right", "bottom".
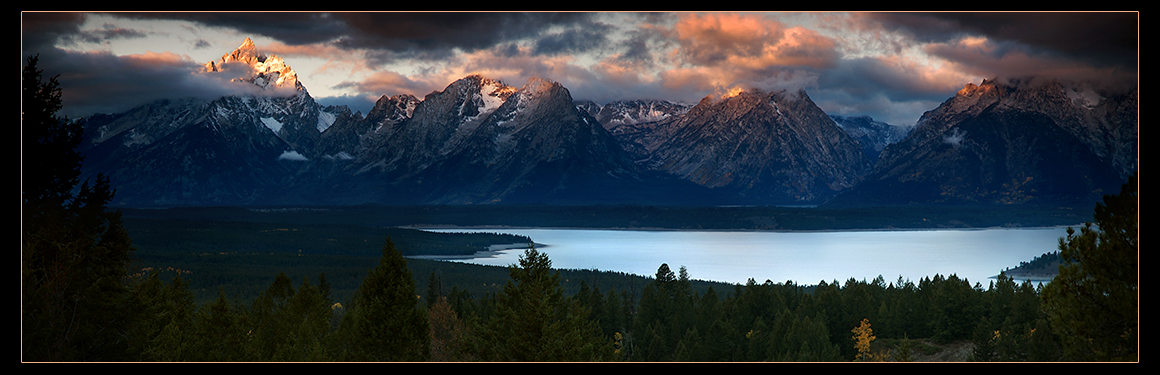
{"left": 824, "top": 76, "right": 1137, "bottom": 207}
{"left": 73, "top": 40, "right": 1137, "bottom": 208}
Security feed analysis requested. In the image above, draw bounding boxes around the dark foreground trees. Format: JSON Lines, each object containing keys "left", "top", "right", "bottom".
{"left": 473, "top": 246, "right": 615, "bottom": 361}
{"left": 22, "top": 54, "right": 137, "bottom": 361}
{"left": 332, "top": 238, "right": 431, "bottom": 361}
{"left": 1041, "top": 173, "right": 1138, "bottom": 361}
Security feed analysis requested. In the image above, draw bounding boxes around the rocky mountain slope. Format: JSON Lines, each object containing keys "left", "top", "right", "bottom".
{"left": 829, "top": 114, "right": 913, "bottom": 163}
{"left": 300, "top": 75, "right": 709, "bottom": 205}
{"left": 825, "top": 77, "right": 1137, "bottom": 207}
{"left": 627, "top": 90, "right": 874, "bottom": 205}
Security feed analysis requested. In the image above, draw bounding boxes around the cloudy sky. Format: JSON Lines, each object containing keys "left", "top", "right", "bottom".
{"left": 22, "top": 12, "right": 1138, "bottom": 126}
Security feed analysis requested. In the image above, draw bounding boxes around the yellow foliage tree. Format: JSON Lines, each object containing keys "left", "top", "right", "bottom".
{"left": 851, "top": 318, "right": 878, "bottom": 362}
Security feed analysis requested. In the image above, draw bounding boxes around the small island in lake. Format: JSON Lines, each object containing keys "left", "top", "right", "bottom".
{"left": 995, "top": 251, "right": 1061, "bottom": 282}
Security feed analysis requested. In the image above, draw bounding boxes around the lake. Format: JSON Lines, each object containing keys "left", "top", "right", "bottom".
{"left": 422, "top": 227, "right": 1071, "bottom": 286}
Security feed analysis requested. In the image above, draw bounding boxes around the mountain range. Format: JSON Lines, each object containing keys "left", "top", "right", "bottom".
{"left": 825, "top": 77, "right": 1138, "bottom": 207}
{"left": 74, "top": 39, "right": 1137, "bottom": 208}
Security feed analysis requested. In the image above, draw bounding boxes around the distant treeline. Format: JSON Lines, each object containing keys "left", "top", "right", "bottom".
{"left": 123, "top": 217, "right": 540, "bottom": 305}
{"left": 119, "top": 203, "right": 1091, "bottom": 231}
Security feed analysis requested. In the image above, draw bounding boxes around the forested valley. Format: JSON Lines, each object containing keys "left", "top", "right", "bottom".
{"left": 23, "top": 54, "right": 1137, "bottom": 362}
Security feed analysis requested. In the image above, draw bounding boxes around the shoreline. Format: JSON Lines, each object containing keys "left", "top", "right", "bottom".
{"left": 406, "top": 242, "right": 547, "bottom": 260}
{"left": 400, "top": 223, "right": 1080, "bottom": 234}
{"left": 988, "top": 273, "right": 1057, "bottom": 282}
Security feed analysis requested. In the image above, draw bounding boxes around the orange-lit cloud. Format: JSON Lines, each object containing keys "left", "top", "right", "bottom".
{"left": 120, "top": 50, "right": 196, "bottom": 68}
{"left": 635, "top": 13, "right": 842, "bottom": 98}
{"left": 337, "top": 70, "right": 419, "bottom": 97}
{"left": 670, "top": 13, "right": 839, "bottom": 70}
{"left": 260, "top": 41, "right": 370, "bottom": 77}
{"left": 593, "top": 55, "right": 655, "bottom": 88}
{"left": 921, "top": 35, "right": 1116, "bottom": 85}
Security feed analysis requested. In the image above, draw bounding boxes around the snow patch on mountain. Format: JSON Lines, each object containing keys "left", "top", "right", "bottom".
{"left": 260, "top": 117, "right": 282, "bottom": 133}
{"left": 317, "top": 111, "right": 336, "bottom": 132}
{"left": 481, "top": 81, "right": 512, "bottom": 114}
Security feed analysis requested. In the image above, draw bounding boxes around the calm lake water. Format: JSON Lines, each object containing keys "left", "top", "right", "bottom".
{"left": 423, "top": 227, "right": 1071, "bottom": 286}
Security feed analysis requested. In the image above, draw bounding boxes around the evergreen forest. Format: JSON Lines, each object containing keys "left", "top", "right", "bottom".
{"left": 23, "top": 54, "right": 1138, "bottom": 362}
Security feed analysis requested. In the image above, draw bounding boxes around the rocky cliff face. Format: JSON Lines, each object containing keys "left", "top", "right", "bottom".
{"left": 576, "top": 99, "right": 694, "bottom": 161}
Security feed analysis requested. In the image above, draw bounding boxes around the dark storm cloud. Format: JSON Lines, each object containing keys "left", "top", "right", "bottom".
{"left": 819, "top": 57, "right": 949, "bottom": 103}
{"left": 336, "top": 13, "right": 594, "bottom": 49}
{"left": 66, "top": 23, "right": 148, "bottom": 45}
{"left": 110, "top": 12, "right": 351, "bottom": 45}
{"left": 118, "top": 12, "right": 609, "bottom": 65}
{"left": 864, "top": 12, "right": 1138, "bottom": 70}
{"left": 326, "top": 12, "right": 604, "bottom": 65}
{"left": 21, "top": 12, "right": 87, "bottom": 54}
{"left": 61, "top": 12, "right": 606, "bottom": 53}
{"left": 532, "top": 27, "right": 610, "bottom": 56}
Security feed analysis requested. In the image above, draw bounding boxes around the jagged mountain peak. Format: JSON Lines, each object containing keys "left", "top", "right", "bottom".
{"left": 203, "top": 38, "right": 302, "bottom": 92}
{"left": 498, "top": 76, "right": 569, "bottom": 113}
{"left": 956, "top": 78, "right": 1003, "bottom": 97}
{"left": 367, "top": 94, "right": 420, "bottom": 129}
{"left": 940, "top": 76, "right": 1119, "bottom": 118}
{"left": 445, "top": 74, "right": 517, "bottom": 96}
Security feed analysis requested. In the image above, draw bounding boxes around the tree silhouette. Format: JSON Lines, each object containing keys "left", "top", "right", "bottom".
{"left": 476, "top": 246, "right": 613, "bottom": 361}
{"left": 22, "top": 54, "right": 137, "bottom": 362}
{"left": 1041, "top": 173, "right": 1137, "bottom": 361}
{"left": 332, "top": 237, "right": 430, "bottom": 361}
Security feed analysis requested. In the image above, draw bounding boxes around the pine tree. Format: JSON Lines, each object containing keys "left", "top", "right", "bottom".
{"left": 189, "top": 289, "right": 249, "bottom": 362}
{"left": 476, "top": 246, "right": 613, "bottom": 361}
{"left": 970, "top": 317, "right": 998, "bottom": 362}
{"left": 1041, "top": 174, "right": 1138, "bottom": 361}
{"left": 22, "top": 54, "right": 137, "bottom": 362}
{"left": 249, "top": 272, "right": 296, "bottom": 360}
{"left": 137, "top": 273, "right": 199, "bottom": 361}
{"left": 334, "top": 237, "right": 430, "bottom": 361}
